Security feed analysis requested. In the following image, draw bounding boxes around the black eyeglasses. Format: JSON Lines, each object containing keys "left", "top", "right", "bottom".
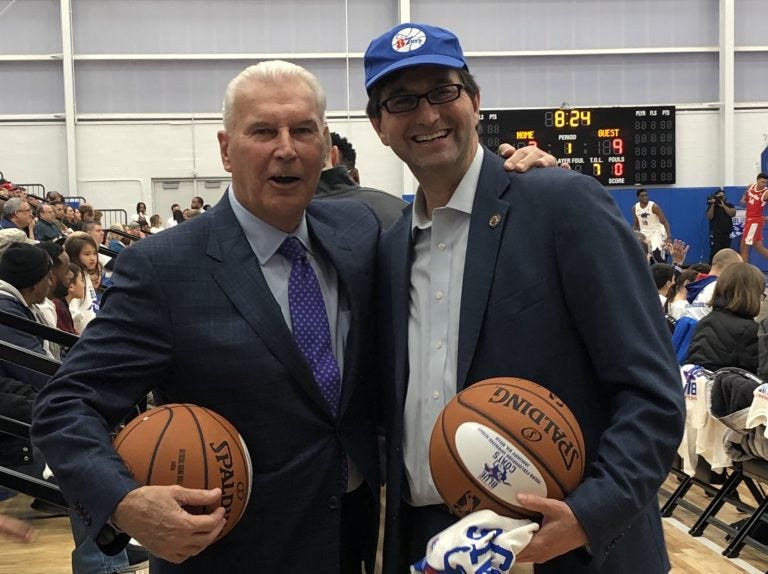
{"left": 378, "top": 84, "right": 464, "bottom": 114}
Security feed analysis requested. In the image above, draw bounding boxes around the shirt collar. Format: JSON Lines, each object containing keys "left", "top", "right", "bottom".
{"left": 227, "top": 186, "right": 311, "bottom": 265}
{"left": 411, "top": 145, "right": 484, "bottom": 237}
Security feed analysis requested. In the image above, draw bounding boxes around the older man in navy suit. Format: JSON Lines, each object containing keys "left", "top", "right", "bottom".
{"left": 366, "top": 24, "right": 685, "bottom": 573}
{"left": 31, "top": 61, "right": 382, "bottom": 573}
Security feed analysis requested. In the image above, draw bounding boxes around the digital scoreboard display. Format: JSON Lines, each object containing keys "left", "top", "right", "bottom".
{"left": 477, "top": 106, "right": 675, "bottom": 186}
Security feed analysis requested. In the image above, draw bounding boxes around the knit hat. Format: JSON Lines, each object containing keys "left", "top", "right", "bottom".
{"left": 0, "top": 242, "right": 52, "bottom": 290}
{"left": 364, "top": 23, "right": 468, "bottom": 93}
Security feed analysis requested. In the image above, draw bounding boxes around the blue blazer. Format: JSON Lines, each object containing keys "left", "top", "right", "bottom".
{"left": 32, "top": 193, "right": 381, "bottom": 573}
{"left": 378, "top": 149, "right": 685, "bottom": 573}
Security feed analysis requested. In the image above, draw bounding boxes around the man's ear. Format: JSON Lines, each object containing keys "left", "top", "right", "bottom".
{"left": 370, "top": 117, "right": 390, "bottom": 146}
{"left": 217, "top": 131, "right": 232, "bottom": 173}
{"left": 330, "top": 145, "right": 340, "bottom": 167}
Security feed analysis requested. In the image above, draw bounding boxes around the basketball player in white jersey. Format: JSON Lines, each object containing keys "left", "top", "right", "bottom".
{"left": 739, "top": 172, "right": 768, "bottom": 263}
{"left": 632, "top": 188, "right": 671, "bottom": 261}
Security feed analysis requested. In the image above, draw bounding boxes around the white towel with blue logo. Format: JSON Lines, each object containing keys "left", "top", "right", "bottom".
{"left": 410, "top": 509, "right": 539, "bottom": 574}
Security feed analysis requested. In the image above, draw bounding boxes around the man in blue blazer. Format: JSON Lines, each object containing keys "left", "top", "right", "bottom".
{"left": 31, "top": 61, "right": 381, "bottom": 573}
{"left": 365, "top": 24, "right": 685, "bottom": 573}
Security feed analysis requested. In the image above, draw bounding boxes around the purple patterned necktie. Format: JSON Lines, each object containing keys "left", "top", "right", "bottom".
{"left": 278, "top": 236, "right": 342, "bottom": 415}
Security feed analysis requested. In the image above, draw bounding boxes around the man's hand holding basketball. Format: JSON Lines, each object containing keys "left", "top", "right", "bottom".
{"left": 112, "top": 485, "right": 226, "bottom": 563}
{"left": 514, "top": 493, "right": 588, "bottom": 564}
{"left": 498, "top": 143, "right": 557, "bottom": 172}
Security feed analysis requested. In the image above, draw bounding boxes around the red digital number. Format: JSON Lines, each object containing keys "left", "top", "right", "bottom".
{"left": 612, "top": 138, "right": 624, "bottom": 155}
{"left": 613, "top": 163, "right": 624, "bottom": 177}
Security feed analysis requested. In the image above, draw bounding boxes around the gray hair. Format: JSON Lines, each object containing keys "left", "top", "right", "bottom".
{"left": 221, "top": 60, "right": 327, "bottom": 132}
{"left": 2, "top": 198, "right": 23, "bottom": 218}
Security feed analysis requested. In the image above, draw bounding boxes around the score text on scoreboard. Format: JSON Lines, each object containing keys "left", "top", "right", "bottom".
{"left": 477, "top": 106, "right": 675, "bottom": 186}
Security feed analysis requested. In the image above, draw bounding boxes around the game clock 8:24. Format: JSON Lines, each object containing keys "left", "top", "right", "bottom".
{"left": 477, "top": 106, "right": 675, "bottom": 186}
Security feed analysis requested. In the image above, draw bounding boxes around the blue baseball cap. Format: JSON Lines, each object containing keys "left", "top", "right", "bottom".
{"left": 364, "top": 23, "right": 468, "bottom": 93}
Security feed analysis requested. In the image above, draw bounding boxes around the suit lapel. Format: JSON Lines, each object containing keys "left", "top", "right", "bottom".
{"left": 207, "top": 196, "right": 332, "bottom": 417}
{"left": 456, "top": 152, "right": 511, "bottom": 392}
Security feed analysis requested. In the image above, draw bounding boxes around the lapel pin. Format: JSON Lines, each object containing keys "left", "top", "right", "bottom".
{"left": 489, "top": 214, "right": 502, "bottom": 228}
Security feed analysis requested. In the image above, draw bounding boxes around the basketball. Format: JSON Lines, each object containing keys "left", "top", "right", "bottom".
{"left": 429, "top": 377, "right": 585, "bottom": 519}
{"left": 113, "top": 403, "right": 253, "bottom": 539}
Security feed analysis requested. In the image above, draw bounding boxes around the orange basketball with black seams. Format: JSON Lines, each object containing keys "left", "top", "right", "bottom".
{"left": 114, "top": 403, "right": 253, "bottom": 539}
{"left": 429, "top": 377, "right": 585, "bottom": 519}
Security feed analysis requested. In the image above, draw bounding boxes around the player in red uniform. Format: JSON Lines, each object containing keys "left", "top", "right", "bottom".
{"left": 739, "top": 172, "right": 768, "bottom": 262}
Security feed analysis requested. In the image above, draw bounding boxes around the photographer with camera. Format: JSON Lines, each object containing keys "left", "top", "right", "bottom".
{"left": 706, "top": 188, "right": 736, "bottom": 262}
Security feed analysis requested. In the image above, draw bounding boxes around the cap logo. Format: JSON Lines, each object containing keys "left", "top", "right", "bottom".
{"left": 392, "top": 27, "right": 426, "bottom": 53}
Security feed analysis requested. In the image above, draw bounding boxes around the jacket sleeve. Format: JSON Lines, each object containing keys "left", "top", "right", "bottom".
{"left": 548, "top": 174, "right": 685, "bottom": 562}
{"left": 31, "top": 245, "right": 170, "bottom": 543}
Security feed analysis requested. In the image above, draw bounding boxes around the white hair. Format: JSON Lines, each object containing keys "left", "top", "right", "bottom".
{"left": 221, "top": 60, "right": 327, "bottom": 131}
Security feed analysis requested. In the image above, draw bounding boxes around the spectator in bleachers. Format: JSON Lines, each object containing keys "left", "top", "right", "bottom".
{"left": 73, "top": 203, "right": 94, "bottom": 232}
{"left": 82, "top": 220, "right": 104, "bottom": 247}
{"left": 82, "top": 221, "right": 111, "bottom": 273}
{"left": 0, "top": 242, "right": 54, "bottom": 389}
{"left": 49, "top": 200, "right": 73, "bottom": 235}
{"left": 149, "top": 214, "right": 164, "bottom": 233}
{"left": 682, "top": 248, "right": 742, "bottom": 320}
{"left": 126, "top": 221, "right": 145, "bottom": 239}
{"left": 106, "top": 225, "right": 126, "bottom": 253}
{"left": 131, "top": 202, "right": 149, "bottom": 231}
{"left": 33, "top": 242, "right": 70, "bottom": 360}
{"left": 64, "top": 233, "right": 100, "bottom": 333}
{"left": 166, "top": 203, "right": 182, "bottom": 228}
{"left": 191, "top": 196, "right": 204, "bottom": 211}
{"left": 34, "top": 204, "right": 63, "bottom": 242}
{"left": 665, "top": 268, "right": 699, "bottom": 321}
{"left": 0, "top": 198, "right": 34, "bottom": 240}
{"left": 651, "top": 263, "right": 676, "bottom": 306}
{"left": 685, "top": 262, "right": 765, "bottom": 373}
{"left": 63, "top": 205, "right": 77, "bottom": 229}
{"left": 45, "top": 191, "right": 64, "bottom": 203}
{"left": 53, "top": 263, "right": 83, "bottom": 336}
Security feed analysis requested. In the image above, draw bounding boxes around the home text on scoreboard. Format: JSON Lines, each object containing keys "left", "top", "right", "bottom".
{"left": 477, "top": 106, "right": 676, "bottom": 186}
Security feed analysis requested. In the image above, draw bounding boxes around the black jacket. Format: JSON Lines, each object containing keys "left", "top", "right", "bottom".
{"left": 686, "top": 308, "right": 758, "bottom": 373}
{"left": 315, "top": 166, "right": 407, "bottom": 230}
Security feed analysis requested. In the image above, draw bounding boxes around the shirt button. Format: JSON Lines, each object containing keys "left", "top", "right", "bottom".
{"left": 438, "top": 242, "right": 446, "bottom": 251}
{"left": 435, "top": 291, "right": 444, "bottom": 300}
{"left": 435, "top": 340, "right": 443, "bottom": 350}
{"left": 327, "top": 496, "right": 340, "bottom": 510}
{"left": 432, "top": 391, "right": 440, "bottom": 400}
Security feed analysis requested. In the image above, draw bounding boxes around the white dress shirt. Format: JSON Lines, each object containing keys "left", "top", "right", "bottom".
{"left": 404, "top": 146, "right": 484, "bottom": 506}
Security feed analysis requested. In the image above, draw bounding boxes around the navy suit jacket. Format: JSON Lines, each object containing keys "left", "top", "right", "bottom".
{"left": 378, "top": 149, "right": 685, "bottom": 573}
{"left": 31, "top": 193, "right": 381, "bottom": 573}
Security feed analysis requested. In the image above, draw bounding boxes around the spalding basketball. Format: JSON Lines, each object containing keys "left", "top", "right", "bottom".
{"left": 429, "top": 377, "right": 585, "bottom": 520}
{"left": 114, "top": 403, "right": 252, "bottom": 539}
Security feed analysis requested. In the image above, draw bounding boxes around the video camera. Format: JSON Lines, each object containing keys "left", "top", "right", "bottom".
{"left": 707, "top": 192, "right": 725, "bottom": 205}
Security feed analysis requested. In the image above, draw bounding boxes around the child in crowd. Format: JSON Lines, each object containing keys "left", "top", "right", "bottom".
{"left": 54, "top": 263, "right": 84, "bottom": 335}
{"left": 63, "top": 233, "right": 101, "bottom": 333}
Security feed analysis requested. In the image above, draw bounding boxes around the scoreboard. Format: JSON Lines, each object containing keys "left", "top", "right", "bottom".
{"left": 477, "top": 106, "right": 676, "bottom": 186}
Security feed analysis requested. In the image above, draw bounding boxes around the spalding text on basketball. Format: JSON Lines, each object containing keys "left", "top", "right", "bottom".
{"left": 209, "top": 440, "right": 237, "bottom": 523}
{"left": 487, "top": 386, "right": 581, "bottom": 471}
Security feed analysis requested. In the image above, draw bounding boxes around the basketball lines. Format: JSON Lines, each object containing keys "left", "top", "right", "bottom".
{"left": 663, "top": 517, "right": 763, "bottom": 574}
